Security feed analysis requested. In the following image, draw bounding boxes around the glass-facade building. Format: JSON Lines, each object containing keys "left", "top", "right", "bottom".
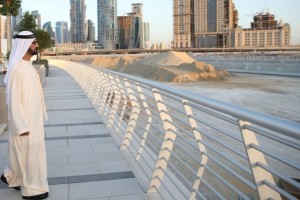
{"left": 144, "top": 22, "right": 150, "bottom": 49}
{"left": 31, "top": 10, "right": 41, "bottom": 30}
{"left": 87, "top": 20, "right": 96, "bottom": 42}
{"left": 118, "top": 16, "right": 142, "bottom": 49}
{"left": 43, "top": 21, "right": 55, "bottom": 44}
{"left": 97, "top": 0, "right": 117, "bottom": 49}
{"left": 70, "top": 0, "right": 86, "bottom": 43}
{"left": 56, "top": 21, "right": 69, "bottom": 44}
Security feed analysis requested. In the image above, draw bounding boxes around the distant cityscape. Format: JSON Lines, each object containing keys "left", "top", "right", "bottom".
{"left": 0, "top": 0, "right": 292, "bottom": 51}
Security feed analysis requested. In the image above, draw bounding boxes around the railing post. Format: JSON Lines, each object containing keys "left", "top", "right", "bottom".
{"left": 91, "top": 71, "right": 102, "bottom": 106}
{"left": 94, "top": 70, "right": 108, "bottom": 109}
{"left": 147, "top": 88, "right": 177, "bottom": 193}
{"left": 98, "top": 72, "right": 113, "bottom": 115}
{"left": 238, "top": 120, "right": 282, "bottom": 200}
{"left": 135, "top": 83, "right": 152, "bottom": 161}
{"left": 182, "top": 100, "right": 208, "bottom": 200}
{"left": 90, "top": 69, "right": 101, "bottom": 105}
{"left": 120, "top": 79, "right": 141, "bottom": 150}
{"left": 107, "top": 76, "right": 122, "bottom": 128}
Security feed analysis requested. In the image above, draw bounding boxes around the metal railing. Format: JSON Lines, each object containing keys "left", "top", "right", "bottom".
{"left": 50, "top": 60, "right": 300, "bottom": 200}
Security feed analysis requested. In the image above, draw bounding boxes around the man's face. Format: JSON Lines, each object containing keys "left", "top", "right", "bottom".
{"left": 27, "top": 40, "right": 39, "bottom": 55}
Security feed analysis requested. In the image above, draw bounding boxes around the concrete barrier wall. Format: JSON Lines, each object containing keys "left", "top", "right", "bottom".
{"left": 0, "top": 74, "right": 7, "bottom": 125}
{"left": 195, "top": 55, "right": 300, "bottom": 76}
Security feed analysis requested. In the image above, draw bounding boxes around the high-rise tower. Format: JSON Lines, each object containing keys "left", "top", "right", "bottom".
{"left": 127, "top": 3, "right": 144, "bottom": 49}
{"left": 97, "top": 0, "right": 117, "bottom": 49}
{"left": 31, "top": 10, "right": 41, "bottom": 30}
{"left": 70, "top": 0, "right": 86, "bottom": 43}
{"left": 173, "top": 0, "right": 194, "bottom": 48}
{"left": 144, "top": 22, "right": 150, "bottom": 49}
{"left": 194, "top": 0, "right": 236, "bottom": 48}
{"left": 87, "top": 20, "right": 96, "bottom": 42}
{"left": 173, "top": 0, "right": 237, "bottom": 48}
{"left": 56, "top": 21, "right": 69, "bottom": 44}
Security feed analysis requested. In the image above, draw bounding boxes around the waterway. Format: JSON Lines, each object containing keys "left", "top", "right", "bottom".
{"left": 170, "top": 73, "right": 300, "bottom": 123}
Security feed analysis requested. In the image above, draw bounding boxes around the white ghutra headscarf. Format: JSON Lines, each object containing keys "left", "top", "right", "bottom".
{"left": 4, "top": 31, "right": 36, "bottom": 106}
{"left": 4, "top": 31, "right": 36, "bottom": 86}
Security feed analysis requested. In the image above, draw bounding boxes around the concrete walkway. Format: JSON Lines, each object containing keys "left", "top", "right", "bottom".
{"left": 0, "top": 66, "right": 153, "bottom": 200}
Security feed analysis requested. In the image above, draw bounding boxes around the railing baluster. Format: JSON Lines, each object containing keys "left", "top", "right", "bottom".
{"left": 182, "top": 100, "right": 208, "bottom": 200}
{"left": 106, "top": 75, "right": 122, "bottom": 128}
{"left": 147, "top": 88, "right": 178, "bottom": 193}
{"left": 135, "top": 83, "right": 153, "bottom": 161}
{"left": 120, "top": 79, "right": 141, "bottom": 150}
{"left": 238, "top": 120, "right": 282, "bottom": 200}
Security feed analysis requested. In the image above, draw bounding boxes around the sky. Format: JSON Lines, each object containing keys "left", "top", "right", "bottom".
{"left": 21, "top": 0, "right": 300, "bottom": 45}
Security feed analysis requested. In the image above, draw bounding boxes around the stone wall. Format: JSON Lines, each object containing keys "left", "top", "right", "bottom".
{"left": 0, "top": 74, "right": 7, "bottom": 125}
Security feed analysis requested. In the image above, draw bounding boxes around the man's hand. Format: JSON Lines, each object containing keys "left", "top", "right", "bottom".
{"left": 20, "top": 132, "right": 29, "bottom": 136}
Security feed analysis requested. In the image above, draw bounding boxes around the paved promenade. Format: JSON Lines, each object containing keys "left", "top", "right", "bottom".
{"left": 0, "top": 66, "right": 154, "bottom": 200}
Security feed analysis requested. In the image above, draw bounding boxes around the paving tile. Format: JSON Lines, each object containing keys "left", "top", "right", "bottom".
{"left": 48, "top": 176, "right": 69, "bottom": 185}
{"left": 68, "top": 137, "right": 114, "bottom": 146}
{"left": 0, "top": 188, "right": 21, "bottom": 200}
{"left": 109, "top": 194, "right": 149, "bottom": 200}
{"left": 45, "top": 126, "right": 67, "bottom": 134}
{"left": 47, "top": 153, "right": 69, "bottom": 166}
{"left": 48, "top": 163, "right": 100, "bottom": 177}
{"left": 98, "top": 160, "right": 131, "bottom": 174}
{"left": 46, "top": 139, "right": 68, "bottom": 147}
{"left": 92, "top": 142, "right": 119, "bottom": 153}
{"left": 46, "top": 129, "right": 90, "bottom": 137}
{"left": 69, "top": 178, "right": 144, "bottom": 200}
{"left": 47, "top": 184, "right": 69, "bottom": 200}
{"left": 47, "top": 145, "right": 94, "bottom": 155}
{"left": 68, "top": 151, "right": 123, "bottom": 164}
{"left": 100, "top": 171, "right": 135, "bottom": 181}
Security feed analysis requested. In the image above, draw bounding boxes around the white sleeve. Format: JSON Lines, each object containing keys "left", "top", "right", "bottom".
{"left": 8, "top": 71, "right": 29, "bottom": 135}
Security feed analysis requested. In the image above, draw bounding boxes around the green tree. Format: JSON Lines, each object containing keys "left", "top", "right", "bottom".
{"left": 0, "top": 0, "right": 22, "bottom": 54}
{"left": 32, "top": 29, "right": 51, "bottom": 60}
{"left": 18, "top": 11, "right": 36, "bottom": 31}
{"left": 18, "top": 12, "right": 50, "bottom": 60}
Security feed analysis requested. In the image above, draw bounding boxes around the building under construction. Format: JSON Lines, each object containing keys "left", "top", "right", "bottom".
{"left": 234, "top": 12, "right": 290, "bottom": 47}
{"left": 251, "top": 12, "right": 278, "bottom": 30}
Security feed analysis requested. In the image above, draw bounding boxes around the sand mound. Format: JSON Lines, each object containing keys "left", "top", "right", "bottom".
{"left": 74, "top": 51, "right": 231, "bottom": 83}
{"left": 90, "top": 56, "right": 139, "bottom": 70}
{"left": 140, "top": 51, "right": 196, "bottom": 66}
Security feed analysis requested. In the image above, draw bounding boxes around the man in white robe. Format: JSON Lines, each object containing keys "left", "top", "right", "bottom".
{"left": 1, "top": 31, "right": 49, "bottom": 199}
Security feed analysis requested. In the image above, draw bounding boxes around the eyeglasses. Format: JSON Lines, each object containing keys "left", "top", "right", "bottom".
{"left": 32, "top": 41, "right": 37, "bottom": 45}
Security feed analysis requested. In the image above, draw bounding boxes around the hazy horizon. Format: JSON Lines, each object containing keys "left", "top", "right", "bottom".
{"left": 21, "top": 0, "right": 300, "bottom": 45}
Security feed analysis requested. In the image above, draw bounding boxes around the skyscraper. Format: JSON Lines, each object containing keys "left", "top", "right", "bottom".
{"left": 144, "top": 22, "right": 150, "bottom": 49}
{"left": 43, "top": 22, "right": 55, "bottom": 38}
{"left": 97, "top": 0, "right": 117, "bottom": 49}
{"left": 31, "top": 11, "right": 41, "bottom": 30}
{"left": 12, "top": 7, "right": 22, "bottom": 34}
{"left": 195, "top": 0, "right": 236, "bottom": 48}
{"left": 173, "top": 0, "right": 237, "bottom": 48}
{"left": 87, "top": 20, "right": 96, "bottom": 42}
{"left": 129, "top": 3, "right": 144, "bottom": 49}
{"left": 56, "top": 21, "right": 69, "bottom": 44}
{"left": 70, "top": 0, "right": 87, "bottom": 43}
{"left": 173, "top": 0, "right": 194, "bottom": 48}
{"left": 43, "top": 21, "right": 55, "bottom": 46}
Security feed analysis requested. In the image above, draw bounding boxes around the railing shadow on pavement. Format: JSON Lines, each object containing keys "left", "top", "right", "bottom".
{"left": 49, "top": 59, "right": 300, "bottom": 200}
